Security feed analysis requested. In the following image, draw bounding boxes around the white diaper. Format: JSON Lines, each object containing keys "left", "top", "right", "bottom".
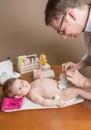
{"left": 55, "top": 94, "right": 76, "bottom": 103}
{"left": 55, "top": 95, "right": 60, "bottom": 100}
{"left": 58, "top": 73, "right": 72, "bottom": 89}
{"left": 57, "top": 79, "right": 71, "bottom": 90}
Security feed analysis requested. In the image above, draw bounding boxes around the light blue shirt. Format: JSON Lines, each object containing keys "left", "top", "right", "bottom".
{"left": 82, "top": 6, "right": 91, "bottom": 64}
{"left": 85, "top": 9, "right": 91, "bottom": 32}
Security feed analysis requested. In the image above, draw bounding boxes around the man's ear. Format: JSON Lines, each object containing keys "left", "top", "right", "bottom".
{"left": 15, "top": 95, "right": 22, "bottom": 98}
{"left": 66, "top": 10, "right": 76, "bottom": 21}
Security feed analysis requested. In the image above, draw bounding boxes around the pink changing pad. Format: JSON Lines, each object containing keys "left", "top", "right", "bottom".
{"left": 1, "top": 97, "right": 23, "bottom": 111}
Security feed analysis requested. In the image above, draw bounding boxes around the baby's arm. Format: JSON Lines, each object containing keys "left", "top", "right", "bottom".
{"left": 28, "top": 91, "right": 64, "bottom": 107}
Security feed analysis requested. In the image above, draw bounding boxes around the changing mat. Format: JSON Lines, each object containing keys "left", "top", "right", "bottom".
{"left": 1, "top": 96, "right": 84, "bottom": 112}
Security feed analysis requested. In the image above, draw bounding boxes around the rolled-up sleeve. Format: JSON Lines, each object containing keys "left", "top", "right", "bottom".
{"left": 82, "top": 54, "right": 91, "bottom": 65}
{"left": 82, "top": 7, "right": 91, "bottom": 65}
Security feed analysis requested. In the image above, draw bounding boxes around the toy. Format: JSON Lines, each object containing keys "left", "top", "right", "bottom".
{"left": 24, "top": 58, "right": 31, "bottom": 66}
{"left": 17, "top": 54, "right": 38, "bottom": 74}
{"left": 38, "top": 53, "right": 50, "bottom": 71}
{"left": 39, "top": 53, "right": 47, "bottom": 66}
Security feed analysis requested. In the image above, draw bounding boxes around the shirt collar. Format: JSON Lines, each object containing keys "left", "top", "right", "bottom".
{"left": 85, "top": 7, "right": 91, "bottom": 32}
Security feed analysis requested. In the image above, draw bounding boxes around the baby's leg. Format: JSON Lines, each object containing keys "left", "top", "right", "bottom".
{"left": 65, "top": 87, "right": 91, "bottom": 100}
{"left": 59, "top": 86, "right": 91, "bottom": 101}
{"left": 57, "top": 87, "right": 79, "bottom": 101}
{"left": 54, "top": 87, "right": 79, "bottom": 107}
{"left": 76, "top": 88, "right": 91, "bottom": 100}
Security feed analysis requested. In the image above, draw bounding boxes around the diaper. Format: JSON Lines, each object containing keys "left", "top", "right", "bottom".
{"left": 58, "top": 73, "right": 72, "bottom": 89}
{"left": 57, "top": 80, "right": 71, "bottom": 89}
{"left": 55, "top": 95, "right": 60, "bottom": 100}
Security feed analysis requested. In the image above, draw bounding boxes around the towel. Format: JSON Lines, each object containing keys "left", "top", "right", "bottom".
{"left": 1, "top": 96, "right": 84, "bottom": 112}
{"left": 1, "top": 97, "right": 23, "bottom": 111}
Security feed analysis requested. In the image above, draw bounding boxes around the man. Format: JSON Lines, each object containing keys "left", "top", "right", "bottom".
{"left": 45, "top": 0, "right": 91, "bottom": 89}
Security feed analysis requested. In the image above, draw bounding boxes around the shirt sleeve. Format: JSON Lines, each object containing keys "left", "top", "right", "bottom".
{"left": 82, "top": 54, "right": 91, "bottom": 65}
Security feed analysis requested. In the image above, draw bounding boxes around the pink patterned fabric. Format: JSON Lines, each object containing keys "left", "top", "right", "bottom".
{"left": 1, "top": 97, "right": 23, "bottom": 111}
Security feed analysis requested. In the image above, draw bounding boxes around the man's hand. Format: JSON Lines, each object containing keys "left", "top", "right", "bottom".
{"left": 62, "top": 62, "right": 80, "bottom": 73}
{"left": 66, "top": 70, "right": 87, "bottom": 88}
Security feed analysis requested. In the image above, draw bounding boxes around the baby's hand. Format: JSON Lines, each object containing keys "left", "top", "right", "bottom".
{"left": 57, "top": 100, "right": 66, "bottom": 107}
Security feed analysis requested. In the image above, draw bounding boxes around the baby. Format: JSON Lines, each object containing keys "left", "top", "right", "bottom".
{"left": 2, "top": 78, "right": 91, "bottom": 107}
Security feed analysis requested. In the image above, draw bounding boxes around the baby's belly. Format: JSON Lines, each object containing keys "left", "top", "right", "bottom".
{"left": 31, "top": 79, "right": 59, "bottom": 98}
{"left": 41, "top": 85, "right": 60, "bottom": 99}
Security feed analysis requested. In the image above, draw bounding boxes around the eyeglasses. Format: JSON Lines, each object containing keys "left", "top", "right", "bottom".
{"left": 57, "top": 13, "right": 66, "bottom": 35}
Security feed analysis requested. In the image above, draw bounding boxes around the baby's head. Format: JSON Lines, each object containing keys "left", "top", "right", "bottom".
{"left": 3, "top": 78, "right": 30, "bottom": 98}
{"left": 3, "top": 78, "right": 17, "bottom": 98}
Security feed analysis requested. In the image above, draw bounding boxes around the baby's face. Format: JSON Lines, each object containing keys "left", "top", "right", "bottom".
{"left": 11, "top": 79, "right": 30, "bottom": 97}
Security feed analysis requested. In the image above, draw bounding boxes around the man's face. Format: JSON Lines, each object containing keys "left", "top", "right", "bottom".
{"left": 50, "top": 10, "right": 83, "bottom": 39}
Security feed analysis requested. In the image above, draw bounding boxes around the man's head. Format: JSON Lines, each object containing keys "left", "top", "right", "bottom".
{"left": 45, "top": 0, "right": 88, "bottom": 38}
{"left": 45, "top": 0, "right": 84, "bottom": 25}
{"left": 3, "top": 78, "right": 30, "bottom": 98}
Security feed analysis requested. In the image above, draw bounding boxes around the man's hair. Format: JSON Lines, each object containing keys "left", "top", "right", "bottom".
{"left": 3, "top": 78, "right": 17, "bottom": 97}
{"left": 88, "top": 2, "right": 91, "bottom": 6}
{"left": 45, "top": 0, "right": 85, "bottom": 25}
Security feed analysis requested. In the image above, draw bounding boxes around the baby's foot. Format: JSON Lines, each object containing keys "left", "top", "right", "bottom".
{"left": 58, "top": 100, "right": 67, "bottom": 107}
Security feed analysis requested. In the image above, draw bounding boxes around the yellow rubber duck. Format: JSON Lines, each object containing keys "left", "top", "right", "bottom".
{"left": 39, "top": 53, "right": 47, "bottom": 66}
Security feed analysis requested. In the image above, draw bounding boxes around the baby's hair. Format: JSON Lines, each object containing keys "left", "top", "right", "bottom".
{"left": 3, "top": 78, "right": 17, "bottom": 97}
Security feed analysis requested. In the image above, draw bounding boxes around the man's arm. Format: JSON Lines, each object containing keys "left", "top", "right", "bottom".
{"left": 81, "top": 54, "right": 91, "bottom": 68}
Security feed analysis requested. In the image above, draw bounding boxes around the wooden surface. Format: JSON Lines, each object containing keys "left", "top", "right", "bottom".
{"left": 0, "top": 65, "right": 91, "bottom": 130}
